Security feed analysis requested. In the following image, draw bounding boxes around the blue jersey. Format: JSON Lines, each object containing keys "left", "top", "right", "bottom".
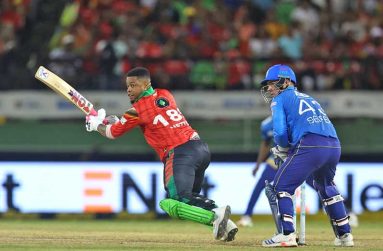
{"left": 260, "top": 116, "right": 273, "bottom": 142}
{"left": 260, "top": 116, "right": 278, "bottom": 169}
{"left": 271, "top": 86, "right": 338, "bottom": 148}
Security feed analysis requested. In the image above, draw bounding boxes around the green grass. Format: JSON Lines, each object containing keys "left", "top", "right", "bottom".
{"left": 0, "top": 213, "right": 381, "bottom": 250}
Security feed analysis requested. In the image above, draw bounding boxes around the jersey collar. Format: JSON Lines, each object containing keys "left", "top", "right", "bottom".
{"left": 134, "top": 87, "right": 155, "bottom": 103}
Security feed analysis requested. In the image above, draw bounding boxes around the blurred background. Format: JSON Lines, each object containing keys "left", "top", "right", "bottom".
{"left": 0, "top": 0, "right": 382, "bottom": 216}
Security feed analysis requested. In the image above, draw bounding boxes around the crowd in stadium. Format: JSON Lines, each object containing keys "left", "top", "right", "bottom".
{"left": 1, "top": 0, "right": 383, "bottom": 90}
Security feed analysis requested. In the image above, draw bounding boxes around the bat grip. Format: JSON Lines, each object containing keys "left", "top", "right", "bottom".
{"left": 89, "top": 109, "right": 98, "bottom": 116}
{"left": 89, "top": 108, "right": 108, "bottom": 125}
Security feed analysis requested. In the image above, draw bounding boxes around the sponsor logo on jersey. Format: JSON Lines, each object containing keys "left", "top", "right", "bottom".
{"left": 155, "top": 97, "right": 169, "bottom": 108}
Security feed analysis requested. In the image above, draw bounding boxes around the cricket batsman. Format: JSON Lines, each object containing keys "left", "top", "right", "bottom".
{"left": 260, "top": 64, "right": 354, "bottom": 247}
{"left": 85, "top": 67, "right": 238, "bottom": 241}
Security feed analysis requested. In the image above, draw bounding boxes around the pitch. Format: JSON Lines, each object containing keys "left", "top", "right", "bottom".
{"left": 0, "top": 213, "right": 380, "bottom": 250}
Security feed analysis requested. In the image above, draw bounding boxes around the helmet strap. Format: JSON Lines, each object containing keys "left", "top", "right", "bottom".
{"left": 275, "top": 78, "right": 288, "bottom": 90}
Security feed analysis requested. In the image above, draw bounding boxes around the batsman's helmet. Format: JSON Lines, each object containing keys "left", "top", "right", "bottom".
{"left": 260, "top": 64, "right": 296, "bottom": 86}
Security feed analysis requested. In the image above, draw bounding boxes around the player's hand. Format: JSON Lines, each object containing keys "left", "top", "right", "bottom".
{"left": 86, "top": 108, "right": 106, "bottom": 132}
{"left": 252, "top": 166, "right": 260, "bottom": 176}
{"left": 104, "top": 115, "right": 120, "bottom": 125}
{"left": 270, "top": 146, "right": 289, "bottom": 167}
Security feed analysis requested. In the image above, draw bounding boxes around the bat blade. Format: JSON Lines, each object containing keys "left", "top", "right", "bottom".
{"left": 35, "top": 66, "right": 96, "bottom": 115}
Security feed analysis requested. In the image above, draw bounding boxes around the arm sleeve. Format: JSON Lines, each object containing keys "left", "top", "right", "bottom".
{"left": 106, "top": 113, "right": 140, "bottom": 139}
{"left": 271, "top": 97, "right": 289, "bottom": 147}
{"left": 260, "top": 116, "right": 273, "bottom": 142}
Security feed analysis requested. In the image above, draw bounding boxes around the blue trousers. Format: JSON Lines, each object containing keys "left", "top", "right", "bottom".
{"left": 244, "top": 164, "right": 277, "bottom": 216}
{"left": 273, "top": 134, "right": 351, "bottom": 235}
{"left": 244, "top": 166, "right": 315, "bottom": 216}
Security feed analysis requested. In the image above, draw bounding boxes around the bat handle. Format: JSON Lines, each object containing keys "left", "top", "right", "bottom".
{"left": 88, "top": 108, "right": 109, "bottom": 125}
{"left": 89, "top": 108, "right": 98, "bottom": 116}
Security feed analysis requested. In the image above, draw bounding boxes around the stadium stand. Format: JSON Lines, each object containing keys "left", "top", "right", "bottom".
{"left": 1, "top": 0, "right": 383, "bottom": 91}
{"left": 0, "top": 0, "right": 382, "bottom": 161}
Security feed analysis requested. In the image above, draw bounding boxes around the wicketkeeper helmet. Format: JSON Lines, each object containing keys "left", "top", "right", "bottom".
{"left": 260, "top": 64, "right": 297, "bottom": 103}
{"left": 260, "top": 64, "right": 296, "bottom": 86}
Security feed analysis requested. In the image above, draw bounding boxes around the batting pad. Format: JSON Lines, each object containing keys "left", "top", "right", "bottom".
{"left": 160, "top": 198, "right": 214, "bottom": 226}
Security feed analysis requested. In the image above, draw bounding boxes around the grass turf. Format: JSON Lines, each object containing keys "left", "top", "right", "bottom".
{"left": 0, "top": 213, "right": 381, "bottom": 250}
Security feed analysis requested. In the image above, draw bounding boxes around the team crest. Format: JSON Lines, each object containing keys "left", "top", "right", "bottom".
{"left": 155, "top": 97, "right": 169, "bottom": 108}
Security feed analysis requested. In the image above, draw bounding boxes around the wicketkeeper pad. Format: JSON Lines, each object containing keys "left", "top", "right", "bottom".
{"left": 160, "top": 198, "right": 215, "bottom": 226}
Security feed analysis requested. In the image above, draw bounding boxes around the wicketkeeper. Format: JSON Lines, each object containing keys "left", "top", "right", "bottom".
{"left": 260, "top": 64, "right": 354, "bottom": 247}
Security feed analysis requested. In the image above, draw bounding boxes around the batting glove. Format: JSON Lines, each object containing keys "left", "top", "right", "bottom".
{"left": 270, "top": 146, "right": 289, "bottom": 167}
{"left": 86, "top": 108, "right": 106, "bottom": 132}
{"left": 104, "top": 115, "right": 120, "bottom": 125}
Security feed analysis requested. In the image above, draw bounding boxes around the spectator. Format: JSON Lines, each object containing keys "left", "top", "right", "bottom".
{"left": 48, "top": 34, "right": 82, "bottom": 87}
{"left": 278, "top": 25, "right": 303, "bottom": 60}
{"left": 2, "top": 0, "right": 383, "bottom": 91}
{"left": 290, "top": 0, "right": 320, "bottom": 37}
{"left": 249, "top": 27, "right": 278, "bottom": 58}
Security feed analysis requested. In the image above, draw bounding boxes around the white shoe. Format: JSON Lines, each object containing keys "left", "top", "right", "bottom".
{"left": 236, "top": 215, "right": 253, "bottom": 227}
{"left": 349, "top": 213, "right": 359, "bottom": 227}
{"left": 262, "top": 233, "right": 298, "bottom": 247}
{"left": 334, "top": 233, "right": 354, "bottom": 247}
{"left": 212, "top": 206, "right": 231, "bottom": 240}
{"left": 220, "top": 219, "right": 238, "bottom": 242}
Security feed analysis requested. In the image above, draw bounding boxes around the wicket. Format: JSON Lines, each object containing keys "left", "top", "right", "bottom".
{"left": 293, "top": 182, "right": 306, "bottom": 245}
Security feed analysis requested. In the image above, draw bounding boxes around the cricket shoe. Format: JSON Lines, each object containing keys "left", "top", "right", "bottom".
{"left": 212, "top": 205, "right": 231, "bottom": 240}
{"left": 334, "top": 233, "right": 354, "bottom": 247}
{"left": 236, "top": 215, "right": 253, "bottom": 227}
{"left": 262, "top": 233, "right": 298, "bottom": 247}
{"left": 220, "top": 219, "right": 238, "bottom": 242}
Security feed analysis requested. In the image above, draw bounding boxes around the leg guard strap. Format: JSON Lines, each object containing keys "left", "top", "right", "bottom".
{"left": 333, "top": 216, "right": 349, "bottom": 226}
{"left": 323, "top": 195, "right": 344, "bottom": 206}
{"left": 186, "top": 193, "right": 217, "bottom": 210}
{"left": 160, "top": 198, "right": 214, "bottom": 226}
{"left": 282, "top": 214, "right": 294, "bottom": 224}
{"left": 278, "top": 191, "right": 293, "bottom": 199}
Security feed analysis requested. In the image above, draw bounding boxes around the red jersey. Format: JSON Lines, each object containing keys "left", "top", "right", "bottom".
{"left": 107, "top": 89, "right": 197, "bottom": 161}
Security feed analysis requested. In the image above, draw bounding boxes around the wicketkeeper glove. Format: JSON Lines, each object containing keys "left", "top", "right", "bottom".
{"left": 85, "top": 108, "right": 106, "bottom": 132}
{"left": 270, "top": 145, "right": 289, "bottom": 167}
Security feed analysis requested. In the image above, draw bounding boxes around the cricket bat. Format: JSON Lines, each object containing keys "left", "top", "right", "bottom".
{"left": 35, "top": 66, "right": 98, "bottom": 116}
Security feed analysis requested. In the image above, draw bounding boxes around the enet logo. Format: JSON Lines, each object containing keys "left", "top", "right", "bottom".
{"left": 83, "top": 171, "right": 113, "bottom": 213}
